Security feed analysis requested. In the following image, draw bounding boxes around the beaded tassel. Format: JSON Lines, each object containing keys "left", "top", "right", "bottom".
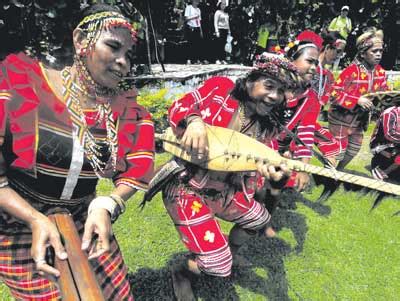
{"left": 62, "top": 67, "right": 118, "bottom": 177}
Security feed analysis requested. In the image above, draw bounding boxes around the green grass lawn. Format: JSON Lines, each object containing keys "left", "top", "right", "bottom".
{"left": 1, "top": 129, "right": 400, "bottom": 300}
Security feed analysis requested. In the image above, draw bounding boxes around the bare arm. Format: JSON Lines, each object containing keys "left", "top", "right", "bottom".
{"left": 0, "top": 187, "right": 67, "bottom": 277}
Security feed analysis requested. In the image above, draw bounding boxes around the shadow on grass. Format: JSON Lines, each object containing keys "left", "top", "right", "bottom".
{"left": 129, "top": 190, "right": 329, "bottom": 300}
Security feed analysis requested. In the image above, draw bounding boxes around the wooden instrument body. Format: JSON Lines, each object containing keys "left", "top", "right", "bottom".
{"left": 48, "top": 212, "right": 105, "bottom": 301}
{"left": 158, "top": 125, "right": 400, "bottom": 196}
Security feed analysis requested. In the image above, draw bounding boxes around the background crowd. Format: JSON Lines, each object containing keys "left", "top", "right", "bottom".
{"left": 0, "top": 0, "right": 399, "bottom": 70}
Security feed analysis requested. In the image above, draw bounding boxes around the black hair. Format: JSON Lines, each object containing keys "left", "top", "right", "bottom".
{"left": 231, "top": 71, "right": 272, "bottom": 104}
{"left": 321, "top": 31, "right": 340, "bottom": 51}
{"left": 231, "top": 69, "right": 305, "bottom": 104}
{"left": 217, "top": 2, "right": 226, "bottom": 10}
{"left": 286, "top": 40, "right": 317, "bottom": 61}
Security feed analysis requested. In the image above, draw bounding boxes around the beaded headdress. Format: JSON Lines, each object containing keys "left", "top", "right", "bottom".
{"left": 74, "top": 11, "right": 137, "bottom": 98}
{"left": 253, "top": 52, "right": 303, "bottom": 91}
{"left": 77, "top": 11, "right": 137, "bottom": 56}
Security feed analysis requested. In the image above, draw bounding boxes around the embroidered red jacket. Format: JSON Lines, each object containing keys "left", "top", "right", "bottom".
{"left": 278, "top": 89, "right": 320, "bottom": 158}
{"left": 370, "top": 106, "right": 400, "bottom": 150}
{"left": 168, "top": 76, "right": 281, "bottom": 193}
{"left": 169, "top": 76, "right": 280, "bottom": 148}
{"left": 330, "top": 62, "right": 388, "bottom": 110}
{"left": 0, "top": 53, "right": 154, "bottom": 191}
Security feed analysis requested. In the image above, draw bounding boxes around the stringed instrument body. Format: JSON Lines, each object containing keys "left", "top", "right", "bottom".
{"left": 157, "top": 125, "right": 400, "bottom": 196}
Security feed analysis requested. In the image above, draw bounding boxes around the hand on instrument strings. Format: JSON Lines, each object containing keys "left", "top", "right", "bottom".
{"left": 357, "top": 96, "right": 373, "bottom": 110}
{"left": 82, "top": 208, "right": 112, "bottom": 260}
{"left": 294, "top": 171, "right": 310, "bottom": 192}
{"left": 30, "top": 215, "right": 67, "bottom": 277}
{"left": 181, "top": 116, "right": 209, "bottom": 160}
{"left": 257, "top": 162, "right": 291, "bottom": 183}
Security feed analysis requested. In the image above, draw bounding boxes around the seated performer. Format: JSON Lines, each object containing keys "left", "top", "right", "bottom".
{"left": 328, "top": 28, "right": 388, "bottom": 170}
{"left": 0, "top": 4, "right": 154, "bottom": 300}
{"left": 370, "top": 105, "right": 400, "bottom": 183}
{"left": 162, "top": 55, "right": 303, "bottom": 300}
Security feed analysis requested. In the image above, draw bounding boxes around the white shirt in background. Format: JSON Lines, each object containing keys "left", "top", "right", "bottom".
{"left": 185, "top": 5, "right": 201, "bottom": 28}
{"left": 214, "top": 10, "right": 230, "bottom": 32}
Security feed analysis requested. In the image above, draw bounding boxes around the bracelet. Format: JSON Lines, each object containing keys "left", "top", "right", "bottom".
{"left": 88, "top": 196, "right": 119, "bottom": 221}
{"left": 109, "top": 194, "right": 126, "bottom": 214}
{"left": 186, "top": 115, "right": 202, "bottom": 124}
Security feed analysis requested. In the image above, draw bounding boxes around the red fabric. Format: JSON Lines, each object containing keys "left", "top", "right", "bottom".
{"left": 370, "top": 106, "right": 400, "bottom": 154}
{"left": 314, "top": 65, "right": 335, "bottom": 105}
{"left": 0, "top": 52, "right": 154, "bottom": 190}
{"left": 168, "top": 76, "right": 279, "bottom": 189}
{"left": 166, "top": 76, "right": 272, "bottom": 275}
{"left": 314, "top": 122, "right": 342, "bottom": 157}
{"left": 296, "top": 30, "right": 323, "bottom": 50}
{"left": 169, "top": 76, "right": 238, "bottom": 136}
{"left": 330, "top": 63, "right": 388, "bottom": 110}
{"left": 280, "top": 89, "right": 320, "bottom": 158}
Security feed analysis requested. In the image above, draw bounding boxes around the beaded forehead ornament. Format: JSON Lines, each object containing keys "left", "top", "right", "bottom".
{"left": 253, "top": 52, "right": 303, "bottom": 91}
{"left": 77, "top": 11, "right": 137, "bottom": 56}
{"left": 74, "top": 11, "right": 137, "bottom": 98}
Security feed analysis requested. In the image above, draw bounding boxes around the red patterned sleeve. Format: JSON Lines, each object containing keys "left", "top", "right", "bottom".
{"left": 330, "top": 64, "right": 359, "bottom": 110}
{"left": 0, "top": 62, "right": 12, "bottom": 183}
{"left": 113, "top": 100, "right": 155, "bottom": 192}
{"left": 292, "top": 92, "right": 320, "bottom": 159}
{"left": 382, "top": 108, "right": 400, "bottom": 143}
{"left": 320, "top": 69, "right": 335, "bottom": 106}
{"left": 168, "top": 76, "right": 235, "bottom": 136}
{"left": 375, "top": 66, "right": 389, "bottom": 92}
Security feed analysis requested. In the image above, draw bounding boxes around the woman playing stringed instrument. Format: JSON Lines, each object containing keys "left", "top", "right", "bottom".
{"left": 0, "top": 4, "right": 154, "bottom": 300}
{"left": 159, "top": 55, "right": 303, "bottom": 300}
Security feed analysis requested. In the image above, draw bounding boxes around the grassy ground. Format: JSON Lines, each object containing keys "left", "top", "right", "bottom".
{"left": 1, "top": 127, "right": 400, "bottom": 300}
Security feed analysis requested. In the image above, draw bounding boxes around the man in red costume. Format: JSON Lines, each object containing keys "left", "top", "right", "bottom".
{"left": 370, "top": 105, "right": 400, "bottom": 183}
{"left": 160, "top": 54, "right": 303, "bottom": 301}
{"left": 328, "top": 28, "right": 388, "bottom": 170}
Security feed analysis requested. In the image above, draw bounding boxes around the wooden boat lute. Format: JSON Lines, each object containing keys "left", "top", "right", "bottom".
{"left": 156, "top": 125, "right": 400, "bottom": 196}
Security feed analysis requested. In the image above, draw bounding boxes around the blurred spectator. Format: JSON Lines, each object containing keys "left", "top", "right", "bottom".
{"left": 328, "top": 5, "right": 352, "bottom": 40}
{"left": 184, "top": 0, "right": 203, "bottom": 64}
{"left": 332, "top": 38, "right": 347, "bottom": 71}
{"left": 214, "top": 0, "right": 230, "bottom": 64}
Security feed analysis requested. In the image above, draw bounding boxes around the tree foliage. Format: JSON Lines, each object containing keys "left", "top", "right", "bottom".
{"left": 0, "top": 0, "right": 397, "bottom": 68}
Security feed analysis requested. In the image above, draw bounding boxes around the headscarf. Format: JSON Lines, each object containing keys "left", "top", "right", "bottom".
{"left": 356, "top": 28, "right": 384, "bottom": 54}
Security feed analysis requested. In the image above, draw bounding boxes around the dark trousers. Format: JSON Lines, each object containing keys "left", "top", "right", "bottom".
{"left": 186, "top": 26, "right": 202, "bottom": 61}
{"left": 215, "top": 28, "right": 229, "bottom": 61}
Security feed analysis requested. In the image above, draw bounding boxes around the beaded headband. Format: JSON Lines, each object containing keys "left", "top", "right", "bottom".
{"left": 253, "top": 52, "right": 302, "bottom": 90}
{"left": 284, "top": 41, "right": 318, "bottom": 59}
{"left": 77, "top": 11, "right": 137, "bottom": 56}
{"left": 295, "top": 43, "right": 318, "bottom": 53}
